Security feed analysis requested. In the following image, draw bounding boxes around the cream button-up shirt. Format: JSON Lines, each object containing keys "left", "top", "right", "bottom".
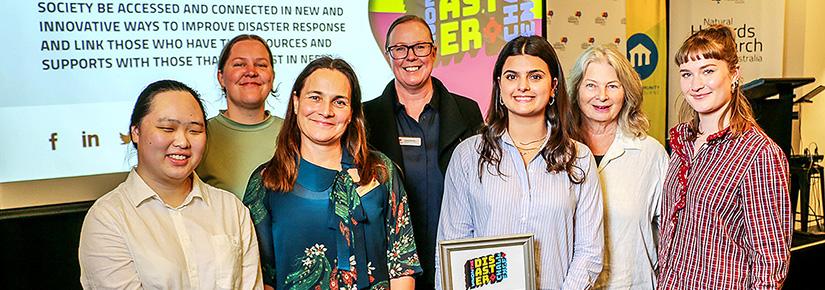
{"left": 594, "top": 131, "right": 668, "bottom": 290}
{"left": 79, "top": 169, "right": 263, "bottom": 289}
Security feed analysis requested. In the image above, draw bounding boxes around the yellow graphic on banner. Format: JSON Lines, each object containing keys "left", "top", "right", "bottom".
{"left": 400, "top": 0, "right": 542, "bottom": 65}
{"left": 530, "top": 1, "right": 542, "bottom": 21}
{"left": 627, "top": 0, "right": 667, "bottom": 143}
{"left": 369, "top": 0, "right": 405, "bottom": 13}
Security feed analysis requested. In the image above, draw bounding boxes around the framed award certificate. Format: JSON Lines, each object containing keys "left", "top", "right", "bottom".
{"left": 438, "top": 234, "right": 536, "bottom": 290}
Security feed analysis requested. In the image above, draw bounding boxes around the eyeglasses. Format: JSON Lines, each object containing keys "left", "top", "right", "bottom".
{"left": 386, "top": 42, "right": 434, "bottom": 59}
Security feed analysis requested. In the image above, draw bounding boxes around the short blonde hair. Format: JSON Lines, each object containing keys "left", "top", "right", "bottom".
{"left": 567, "top": 44, "right": 649, "bottom": 139}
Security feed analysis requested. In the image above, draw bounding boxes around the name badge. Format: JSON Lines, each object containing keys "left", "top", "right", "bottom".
{"left": 398, "top": 137, "right": 422, "bottom": 146}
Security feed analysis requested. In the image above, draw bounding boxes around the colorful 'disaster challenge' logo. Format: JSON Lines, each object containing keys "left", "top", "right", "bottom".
{"left": 405, "top": 0, "right": 538, "bottom": 65}
{"left": 464, "top": 252, "right": 508, "bottom": 289}
{"left": 369, "top": 0, "right": 544, "bottom": 115}
{"left": 369, "top": 0, "right": 543, "bottom": 65}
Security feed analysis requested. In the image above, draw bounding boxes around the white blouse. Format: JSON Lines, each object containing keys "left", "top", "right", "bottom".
{"left": 79, "top": 170, "right": 263, "bottom": 289}
{"left": 594, "top": 131, "right": 668, "bottom": 290}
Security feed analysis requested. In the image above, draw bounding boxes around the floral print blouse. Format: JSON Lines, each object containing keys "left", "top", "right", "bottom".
{"left": 243, "top": 151, "right": 421, "bottom": 289}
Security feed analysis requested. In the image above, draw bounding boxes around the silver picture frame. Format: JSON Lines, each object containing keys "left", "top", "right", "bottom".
{"left": 438, "top": 233, "right": 536, "bottom": 290}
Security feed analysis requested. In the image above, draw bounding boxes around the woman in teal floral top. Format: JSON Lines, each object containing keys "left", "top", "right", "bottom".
{"left": 243, "top": 57, "right": 421, "bottom": 290}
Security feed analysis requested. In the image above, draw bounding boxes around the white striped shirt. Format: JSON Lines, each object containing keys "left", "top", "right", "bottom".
{"left": 436, "top": 132, "right": 604, "bottom": 290}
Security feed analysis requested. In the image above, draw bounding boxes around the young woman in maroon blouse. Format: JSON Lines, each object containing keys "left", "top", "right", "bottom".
{"left": 657, "top": 25, "right": 792, "bottom": 289}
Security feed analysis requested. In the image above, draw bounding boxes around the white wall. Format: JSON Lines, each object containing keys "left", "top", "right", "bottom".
{"left": 0, "top": 173, "right": 125, "bottom": 209}
{"left": 786, "top": 0, "right": 825, "bottom": 155}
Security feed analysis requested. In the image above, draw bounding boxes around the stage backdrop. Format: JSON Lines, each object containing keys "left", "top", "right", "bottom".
{"left": 0, "top": 1, "right": 392, "bottom": 184}
{"left": 627, "top": 0, "right": 667, "bottom": 143}
{"left": 546, "top": 0, "right": 668, "bottom": 143}
{"left": 546, "top": 1, "right": 625, "bottom": 70}
{"left": 667, "top": 0, "right": 785, "bottom": 130}
{"left": 369, "top": 0, "right": 545, "bottom": 115}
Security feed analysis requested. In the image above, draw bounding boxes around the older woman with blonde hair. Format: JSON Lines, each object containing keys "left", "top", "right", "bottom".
{"left": 567, "top": 44, "right": 668, "bottom": 289}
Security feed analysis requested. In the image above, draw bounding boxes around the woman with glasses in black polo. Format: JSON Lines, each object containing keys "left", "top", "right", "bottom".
{"left": 362, "top": 14, "right": 484, "bottom": 290}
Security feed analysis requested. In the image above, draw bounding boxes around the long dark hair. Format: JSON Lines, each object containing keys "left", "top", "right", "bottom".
{"left": 261, "top": 57, "right": 386, "bottom": 191}
{"left": 479, "top": 36, "right": 583, "bottom": 183}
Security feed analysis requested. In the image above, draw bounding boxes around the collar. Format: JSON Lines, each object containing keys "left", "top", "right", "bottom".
{"left": 125, "top": 169, "right": 207, "bottom": 209}
{"left": 295, "top": 148, "right": 356, "bottom": 191}
{"left": 669, "top": 123, "right": 733, "bottom": 160}
{"left": 391, "top": 83, "right": 441, "bottom": 114}
{"left": 706, "top": 127, "right": 732, "bottom": 143}
{"left": 215, "top": 110, "right": 274, "bottom": 131}
{"left": 599, "top": 129, "right": 644, "bottom": 170}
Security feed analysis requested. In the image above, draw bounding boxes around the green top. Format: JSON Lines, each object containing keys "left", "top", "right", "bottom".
{"left": 196, "top": 111, "right": 284, "bottom": 199}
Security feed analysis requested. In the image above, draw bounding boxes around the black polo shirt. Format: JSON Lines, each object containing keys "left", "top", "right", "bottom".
{"left": 393, "top": 96, "right": 443, "bottom": 258}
